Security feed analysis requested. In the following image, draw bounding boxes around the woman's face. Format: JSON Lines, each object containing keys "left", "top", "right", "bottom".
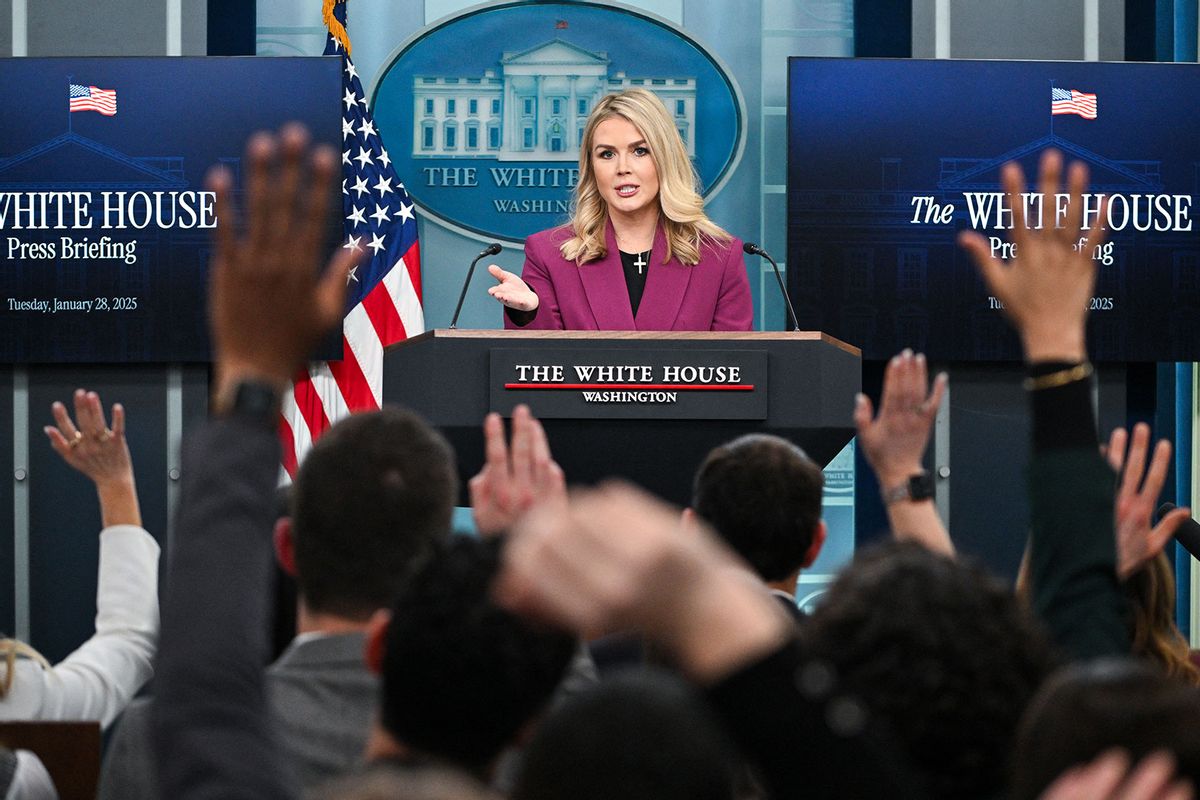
{"left": 590, "top": 116, "right": 660, "bottom": 224}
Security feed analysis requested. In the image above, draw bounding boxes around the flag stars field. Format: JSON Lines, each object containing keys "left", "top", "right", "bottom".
{"left": 279, "top": 10, "right": 425, "bottom": 479}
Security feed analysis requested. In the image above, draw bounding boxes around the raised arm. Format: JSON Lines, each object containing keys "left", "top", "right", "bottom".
{"left": 960, "top": 149, "right": 1125, "bottom": 660}
{"left": 853, "top": 349, "right": 952, "bottom": 555}
{"left": 12, "top": 390, "right": 160, "bottom": 728}
{"left": 152, "top": 123, "right": 352, "bottom": 800}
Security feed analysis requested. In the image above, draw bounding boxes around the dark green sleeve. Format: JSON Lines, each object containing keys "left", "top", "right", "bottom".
{"left": 1026, "top": 361, "right": 1127, "bottom": 661}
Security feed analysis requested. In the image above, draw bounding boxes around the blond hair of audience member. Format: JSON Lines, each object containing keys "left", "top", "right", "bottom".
{"left": 1017, "top": 549, "right": 1199, "bottom": 687}
{"left": 1126, "top": 552, "right": 1200, "bottom": 686}
{"left": 560, "top": 88, "right": 728, "bottom": 266}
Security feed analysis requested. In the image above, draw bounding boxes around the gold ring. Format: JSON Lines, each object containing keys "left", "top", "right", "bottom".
{"left": 98, "top": 430, "right": 113, "bottom": 443}
{"left": 68, "top": 431, "right": 83, "bottom": 448}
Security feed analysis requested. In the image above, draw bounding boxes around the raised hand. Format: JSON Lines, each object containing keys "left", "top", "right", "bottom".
{"left": 45, "top": 389, "right": 140, "bottom": 528}
{"left": 487, "top": 264, "right": 539, "bottom": 312}
{"left": 854, "top": 349, "right": 946, "bottom": 489}
{"left": 959, "top": 150, "right": 1106, "bottom": 363}
{"left": 1106, "top": 424, "right": 1191, "bottom": 580}
{"left": 469, "top": 404, "right": 565, "bottom": 536}
{"left": 495, "top": 481, "right": 789, "bottom": 681}
{"left": 207, "top": 123, "right": 356, "bottom": 408}
{"left": 854, "top": 349, "right": 953, "bottom": 554}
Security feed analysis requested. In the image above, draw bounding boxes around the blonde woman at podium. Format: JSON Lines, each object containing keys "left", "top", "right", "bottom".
{"left": 488, "top": 88, "right": 752, "bottom": 331}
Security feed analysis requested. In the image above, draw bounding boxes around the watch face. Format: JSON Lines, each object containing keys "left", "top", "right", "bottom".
{"left": 233, "top": 381, "right": 281, "bottom": 423}
{"left": 907, "top": 473, "right": 935, "bottom": 501}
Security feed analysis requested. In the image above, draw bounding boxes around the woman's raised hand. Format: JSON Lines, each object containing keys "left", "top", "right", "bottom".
{"left": 45, "top": 389, "right": 141, "bottom": 528}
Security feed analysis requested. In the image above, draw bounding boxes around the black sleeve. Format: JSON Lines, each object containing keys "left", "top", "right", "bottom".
{"left": 151, "top": 417, "right": 290, "bottom": 800}
{"left": 705, "top": 640, "right": 922, "bottom": 799}
{"left": 504, "top": 302, "right": 537, "bottom": 327}
{"left": 1026, "top": 361, "right": 1128, "bottom": 661}
{"left": 1029, "top": 361, "right": 1096, "bottom": 452}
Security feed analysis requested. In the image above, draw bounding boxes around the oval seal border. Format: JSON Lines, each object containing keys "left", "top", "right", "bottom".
{"left": 371, "top": 0, "right": 748, "bottom": 244}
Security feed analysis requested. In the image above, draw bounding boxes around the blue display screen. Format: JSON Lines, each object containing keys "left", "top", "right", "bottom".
{"left": 0, "top": 57, "right": 342, "bottom": 363}
{"left": 787, "top": 57, "right": 1200, "bottom": 362}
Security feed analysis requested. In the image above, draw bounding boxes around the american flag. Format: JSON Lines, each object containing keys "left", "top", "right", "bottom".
{"left": 1051, "top": 88, "right": 1097, "bottom": 120}
{"left": 279, "top": 0, "right": 424, "bottom": 478}
{"left": 69, "top": 84, "right": 117, "bottom": 116}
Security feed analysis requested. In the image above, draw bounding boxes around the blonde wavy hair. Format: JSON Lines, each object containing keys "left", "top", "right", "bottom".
{"left": 0, "top": 638, "right": 51, "bottom": 698}
{"left": 560, "top": 88, "right": 729, "bottom": 266}
{"left": 1125, "top": 553, "right": 1200, "bottom": 686}
{"left": 1017, "top": 547, "right": 1200, "bottom": 686}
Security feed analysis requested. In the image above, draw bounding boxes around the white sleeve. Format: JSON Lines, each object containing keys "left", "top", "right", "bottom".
{"left": 5, "top": 750, "right": 57, "bottom": 800}
{"left": 0, "top": 525, "right": 159, "bottom": 728}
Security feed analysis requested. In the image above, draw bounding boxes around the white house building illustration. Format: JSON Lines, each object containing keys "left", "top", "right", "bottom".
{"left": 412, "top": 39, "right": 697, "bottom": 161}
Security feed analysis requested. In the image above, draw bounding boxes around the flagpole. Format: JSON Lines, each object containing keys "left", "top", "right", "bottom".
{"left": 1049, "top": 78, "right": 1054, "bottom": 140}
{"left": 67, "top": 74, "right": 73, "bottom": 133}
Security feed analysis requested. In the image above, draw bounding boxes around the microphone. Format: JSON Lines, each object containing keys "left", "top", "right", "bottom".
{"left": 1159, "top": 502, "right": 1200, "bottom": 562}
{"left": 449, "top": 243, "right": 503, "bottom": 329}
{"left": 743, "top": 242, "right": 800, "bottom": 332}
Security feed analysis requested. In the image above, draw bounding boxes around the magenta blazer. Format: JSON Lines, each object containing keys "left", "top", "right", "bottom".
{"left": 504, "top": 221, "right": 753, "bottom": 331}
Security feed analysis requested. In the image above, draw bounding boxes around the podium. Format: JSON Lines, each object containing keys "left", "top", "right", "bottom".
{"left": 383, "top": 330, "right": 860, "bottom": 507}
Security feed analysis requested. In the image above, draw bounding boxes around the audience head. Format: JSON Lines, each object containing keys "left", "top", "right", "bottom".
{"left": 1012, "top": 658, "right": 1200, "bottom": 800}
{"left": 512, "top": 669, "right": 740, "bottom": 800}
{"left": 691, "top": 434, "right": 826, "bottom": 584}
{"left": 287, "top": 406, "right": 458, "bottom": 620}
{"left": 1125, "top": 552, "right": 1200, "bottom": 686}
{"left": 373, "top": 535, "right": 575, "bottom": 776}
{"left": 800, "top": 540, "right": 1055, "bottom": 799}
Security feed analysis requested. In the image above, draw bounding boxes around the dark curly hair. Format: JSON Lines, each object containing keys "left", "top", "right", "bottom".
{"left": 800, "top": 541, "right": 1056, "bottom": 799}
{"left": 692, "top": 434, "right": 824, "bottom": 582}
{"left": 381, "top": 536, "right": 576, "bottom": 775}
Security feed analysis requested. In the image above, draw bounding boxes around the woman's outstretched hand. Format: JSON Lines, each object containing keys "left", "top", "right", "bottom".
{"left": 487, "top": 264, "right": 539, "bottom": 312}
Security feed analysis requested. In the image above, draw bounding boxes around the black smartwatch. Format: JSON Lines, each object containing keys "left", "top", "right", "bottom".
{"left": 228, "top": 380, "right": 281, "bottom": 428}
{"left": 881, "top": 472, "right": 935, "bottom": 505}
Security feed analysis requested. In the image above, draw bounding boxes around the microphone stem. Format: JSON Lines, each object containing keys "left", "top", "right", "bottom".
{"left": 449, "top": 252, "right": 490, "bottom": 329}
{"left": 757, "top": 249, "right": 800, "bottom": 332}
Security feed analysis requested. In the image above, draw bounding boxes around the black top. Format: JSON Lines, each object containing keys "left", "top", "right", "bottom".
{"left": 618, "top": 249, "right": 652, "bottom": 318}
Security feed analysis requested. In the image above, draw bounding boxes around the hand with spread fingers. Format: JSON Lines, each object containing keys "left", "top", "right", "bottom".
{"left": 958, "top": 150, "right": 1105, "bottom": 363}
{"left": 44, "top": 389, "right": 140, "bottom": 528}
{"left": 854, "top": 349, "right": 953, "bottom": 555}
{"left": 469, "top": 404, "right": 565, "bottom": 536}
{"left": 1106, "top": 424, "right": 1191, "bottom": 580}
{"left": 206, "top": 123, "right": 358, "bottom": 410}
{"left": 854, "top": 349, "right": 947, "bottom": 490}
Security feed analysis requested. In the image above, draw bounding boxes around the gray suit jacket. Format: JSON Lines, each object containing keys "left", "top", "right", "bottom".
{"left": 99, "top": 631, "right": 377, "bottom": 800}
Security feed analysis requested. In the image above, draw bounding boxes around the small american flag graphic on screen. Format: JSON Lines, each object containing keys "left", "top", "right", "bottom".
{"left": 69, "top": 84, "right": 117, "bottom": 116}
{"left": 1051, "top": 87, "right": 1096, "bottom": 119}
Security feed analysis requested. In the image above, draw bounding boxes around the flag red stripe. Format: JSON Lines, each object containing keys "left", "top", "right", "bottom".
{"left": 278, "top": 415, "right": 299, "bottom": 479}
{"left": 403, "top": 240, "right": 423, "bottom": 299}
{"left": 292, "top": 370, "right": 332, "bottom": 441}
{"left": 328, "top": 335, "right": 378, "bottom": 412}
{"left": 362, "top": 275, "right": 408, "bottom": 345}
